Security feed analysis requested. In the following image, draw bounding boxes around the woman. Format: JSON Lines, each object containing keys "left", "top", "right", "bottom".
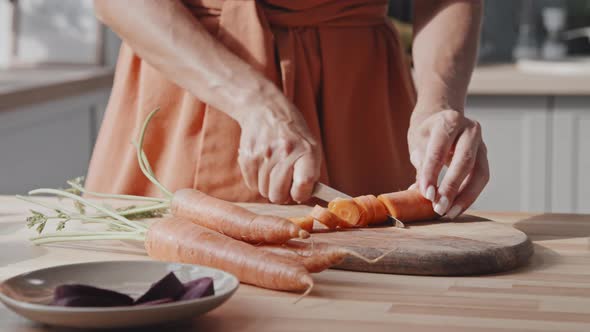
{"left": 87, "top": 0, "right": 488, "bottom": 220}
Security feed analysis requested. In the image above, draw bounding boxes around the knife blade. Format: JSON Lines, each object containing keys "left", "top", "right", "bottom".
{"left": 311, "top": 182, "right": 406, "bottom": 228}
{"left": 312, "top": 182, "right": 352, "bottom": 201}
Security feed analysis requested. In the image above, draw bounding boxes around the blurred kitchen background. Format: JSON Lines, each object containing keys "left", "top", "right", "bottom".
{"left": 1, "top": 0, "right": 589, "bottom": 213}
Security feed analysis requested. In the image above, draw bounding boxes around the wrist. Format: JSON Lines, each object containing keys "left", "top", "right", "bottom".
{"left": 414, "top": 72, "right": 467, "bottom": 114}
{"left": 234, "top": 83, "right": 297, "bottom": 127}
{"left": 410, "top": 99, "right": 464, "bottom": 129}
{"left": 415, "top": 91, "right": 464, "bottom": 111}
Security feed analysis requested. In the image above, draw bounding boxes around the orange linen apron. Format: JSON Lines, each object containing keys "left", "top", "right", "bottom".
{"left": 86, "top": 0, "right": 416, "bottom": 202}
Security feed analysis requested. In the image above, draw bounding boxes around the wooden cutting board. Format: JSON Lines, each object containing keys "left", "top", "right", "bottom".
{"left": 241, "top": 203, "right": 534, "bottom": 276}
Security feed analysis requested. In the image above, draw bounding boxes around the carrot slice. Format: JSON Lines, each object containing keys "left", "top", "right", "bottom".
{"left": 309, "top": 205, "right": 343, "bottom": 229}
{"left": 369, "top": 195, "right": 389, "bottom": 224}
{"left": 377, "top": 189, "right": 438, "bottom": 222}
{"left": 353, "top": 195, "right": 389, "bottom": 225}
{"left": 352, "top": 195, "right": 375, "bottom": 226}
{"left": 328, "top": 198, "right": 364, "bottom": 227}
{"left": 288, "top": 216, "right": 314, "bottom": 233}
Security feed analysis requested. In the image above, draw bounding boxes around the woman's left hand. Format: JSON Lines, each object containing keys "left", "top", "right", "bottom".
{"left": 407, "top": 106, "right": 490, "bottom": 220}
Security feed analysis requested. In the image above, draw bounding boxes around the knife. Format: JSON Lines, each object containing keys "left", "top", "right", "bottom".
{"left": 312, "top": 182, "right": 352, "bottom": 201}
{"left": 311, "top": 182, "right": 405, "bottom": 228}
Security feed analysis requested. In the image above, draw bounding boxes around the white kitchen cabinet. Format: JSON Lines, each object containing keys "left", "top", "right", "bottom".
{"left": 551, "top": 97, "right": 590, "bottom": 214}
{"left": 0, "top": 89, "right": 110, "bottom": 195}
{"left": 466, "top": 96, "right": 551, "bottom": 212}
{"left": 466, "top": 95, "right": 590, "bottom": 214}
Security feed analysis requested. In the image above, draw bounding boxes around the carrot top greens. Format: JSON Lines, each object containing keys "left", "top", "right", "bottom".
{"left": 18, "top": 108, "right": 171, "bottom": 244}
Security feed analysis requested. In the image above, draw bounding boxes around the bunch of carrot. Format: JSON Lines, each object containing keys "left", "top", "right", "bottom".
{"left": 20, "top": 108, "right": 438, "bottom": 298}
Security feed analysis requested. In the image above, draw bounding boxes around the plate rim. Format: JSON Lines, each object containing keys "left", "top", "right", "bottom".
{"left": 0, "top": 260, "right": 239, "bottom": 313}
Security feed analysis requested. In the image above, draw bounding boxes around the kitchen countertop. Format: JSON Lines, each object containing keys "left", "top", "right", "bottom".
{"left": 1, "top": 196, "right": 589, "bottom": 331}
{"left": 2, "top": 63, "right": 590, "bottom": 112}
{"left": 468, "top": 63, "right": 590, "bottom": 96}
{"left": 0, "top": 66, "right": 115, "bottom": 111}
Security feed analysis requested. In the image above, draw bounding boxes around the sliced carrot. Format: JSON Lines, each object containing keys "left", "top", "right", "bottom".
{"left": 369, "top": 195, "right": 389, "bottom": 224}
{"left": 354, "top": 194, "right": 389, "bottom": 225}
{"left": 327, "top": 198, "right": 364, "bottom": 227}
{"left": 288, "top": 216, "right": 314, "bottom": 233}
{"left": 309, "top": 205, "right": 343, "bottom": 229}
{"left": 145, "top": 217, "right": 313, "bottom": 291}
{"left": 352, "top": 195, "right": 375, "bottom": 226}
{"left": 377, "top": 189, "right": 438, "bottom": 222}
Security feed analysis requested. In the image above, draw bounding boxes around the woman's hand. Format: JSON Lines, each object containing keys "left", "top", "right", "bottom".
{"left": 408, "top": 107, "right": 490, "bottom": 219}
{"left": 236, "top": 97, "right": 322, "bottom": 204}
{"left": 409, "top": 0, "right": 484, "bottom": 219}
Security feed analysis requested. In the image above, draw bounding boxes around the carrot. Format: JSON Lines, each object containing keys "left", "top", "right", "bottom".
{"left": 353, "top": 194, "right": 388, "bottom": 225}
{"left": 327, "top": 198, "right": 365, "bottom": 227}
{"left": 145, "top": 217, "right": 313, "bottom": 292}
{"left": 27, "top": 214, "right": 313, "bottom": 293}
{"left": 288, "top": 216, "right": 314, "bottom": 233}
{"left": 377, "top": 189, "right": 438, "bottom": 222}
{"left": 23, "top": 190, "right": 315, "bottom": 293}
{"left": 309, "top": 205, "right": 344, "bottom": 229}
{"left": 171, "top": 189, "right": 309, "bottom": 244}
{"left": 258, "top": 241, "right": 391, "bottom": 273}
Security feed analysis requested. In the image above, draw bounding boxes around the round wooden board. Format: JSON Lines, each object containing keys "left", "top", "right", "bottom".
{"left": 307, "top": 215, "right": 534, "bottom": 276}
{"left": 240, "top": 204, "right": 534, "bottom": 276}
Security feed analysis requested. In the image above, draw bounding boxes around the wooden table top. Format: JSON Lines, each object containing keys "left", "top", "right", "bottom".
{"left": 0, "top": 196, "right": 589, "bottom": 332}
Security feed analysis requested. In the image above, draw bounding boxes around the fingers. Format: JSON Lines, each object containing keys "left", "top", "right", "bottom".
{"left": 410, "top": 150, "right": 423, "bottom": 170}
{"left": 237, "top": 152, "right": 260, "bottom": 191}
{"left": 268, "top": 159, "right": 295, "bottom": 204}
{"left": 238, "top": 109, "right": 321, "bottom": 203}
{"left": 243, "top": 140, "right": 320, "bottom": 204}
{"left": 257, "top": 156, "right": 273, "bottom": 199}
{"left": 419, "top": 111, "right": 462, "bottom": 201}
{"left": 290, "top": 152, "right": 320, "bottom": 203}
{"left": 434, "top": 121, "right": 482, "bottom": 215}
{"left": 445, "top": 144, "right": 490, "bottom": 219}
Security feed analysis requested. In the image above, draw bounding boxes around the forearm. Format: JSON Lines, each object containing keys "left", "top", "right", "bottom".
{"left": 93, "top": 0, "right": 285, "bottom": 123}
{"left": 412, "top": 0, "right": 483, "bottom": 113}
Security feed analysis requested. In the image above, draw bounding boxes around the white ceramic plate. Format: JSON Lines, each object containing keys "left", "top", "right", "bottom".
{"left": 0, "top": 260, "right": 239, "bottom": 328}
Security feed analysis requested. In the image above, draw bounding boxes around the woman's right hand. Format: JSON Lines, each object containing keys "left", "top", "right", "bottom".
{"left": 236, "top": 97, "right": 322, "bottom": 204}
{"left": 94, "top": 1, "right": 322, "bottom": 203}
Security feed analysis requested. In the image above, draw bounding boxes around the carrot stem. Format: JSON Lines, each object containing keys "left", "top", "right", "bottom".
{"left": 86, "top": 202, "right": 171, "bottom": 220}
{"left": 66, "top": 180, "right": 166, "bottom": 203}
{"left": 18, "top": 195, "right": 141, "bottom": 232}
{"left": 31, "top": 231, "right": 144, "bottom": 239}
{"left": 135, "top": 108, "right": 174, "bottom": 199}
{"left": 16, "top": 195, "right": 76, "bottom": 215}
{"left": 31, "top": 233, "right": 145, "bottom": 245}
{"left": 75, "top": 216, "right": 138, "bottom": 232}
{"left": 28, "top": 188, "right": 147, "bottom": 231}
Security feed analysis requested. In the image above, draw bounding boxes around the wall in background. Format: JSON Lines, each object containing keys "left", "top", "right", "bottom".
{"left": 3, "top": 0, "right": 589, "bottom": 214}
{"left": 15, "top": 0, "right": 99, "bottom": 65}
{"left": 103, "top": 27, "right": 120, "bottom": 66}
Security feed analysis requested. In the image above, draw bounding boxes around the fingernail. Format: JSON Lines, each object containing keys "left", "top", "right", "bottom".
{"left": 446, "top": 205, "right": 462, "bottom": 220}
{"left": 425, "top": 185, "right": 436, "bottom": 201}
{"left": 434, "top": 196, "right": 449, "bottom": 215}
